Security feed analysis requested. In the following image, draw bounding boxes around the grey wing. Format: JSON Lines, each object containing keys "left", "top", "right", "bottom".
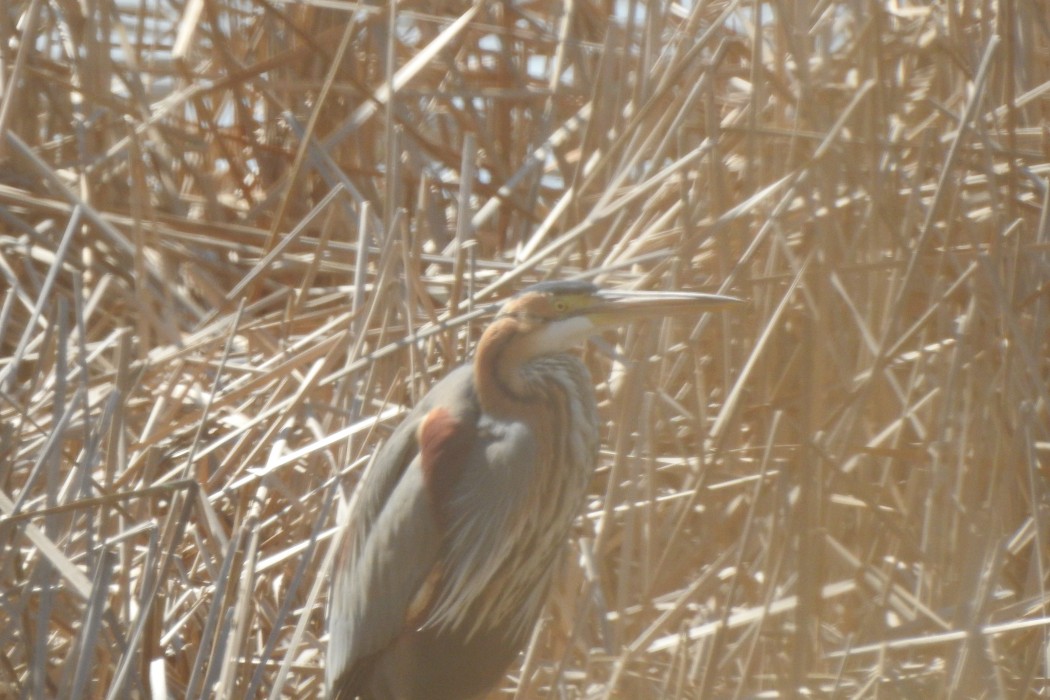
{"left": 327, "top": 454, "right": 441, "bottom": 690}
{"left": 326, "top": 365, "right": 478, "bottom": 691}
{"left": 341, "top": 365, "right": 475, "bottom": 534}
{"left": 422, "top": 416, "right": 541, "bottom": 638}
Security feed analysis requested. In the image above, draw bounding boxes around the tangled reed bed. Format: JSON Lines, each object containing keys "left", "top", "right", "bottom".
{"left": 1, "top": 0, "right": 1049, "bottom": 697}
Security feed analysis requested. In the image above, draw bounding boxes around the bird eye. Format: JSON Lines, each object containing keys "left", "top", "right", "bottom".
{"left": 553, "top": 300, "right": 568, "bottom": 312}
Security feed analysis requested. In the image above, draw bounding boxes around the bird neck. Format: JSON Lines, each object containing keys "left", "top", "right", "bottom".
{"left": 474, "top": 319, "right": 545, "bottom": 415}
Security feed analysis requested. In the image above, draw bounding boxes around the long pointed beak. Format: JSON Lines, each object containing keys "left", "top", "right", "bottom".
{"left": 583, "top": 290, "right": 744, "bottom": 327}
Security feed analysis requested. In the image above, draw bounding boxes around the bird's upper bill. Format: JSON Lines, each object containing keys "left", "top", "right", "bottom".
{"left": 579, "top": 288, "right": 744, "bottom": 328}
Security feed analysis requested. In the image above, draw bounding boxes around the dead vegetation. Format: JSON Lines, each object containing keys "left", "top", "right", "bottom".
{"left": 2, "top": 0, "right": 1049, "bottom": 697}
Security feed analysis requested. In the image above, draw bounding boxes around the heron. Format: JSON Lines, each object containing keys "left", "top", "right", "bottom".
{"left": 327, "top": 279, "right": 740, "bottom": 700}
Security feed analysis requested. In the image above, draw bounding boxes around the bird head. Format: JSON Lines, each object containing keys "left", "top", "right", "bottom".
{"left": 494, "top": 280, "right": 743, "bottom": 361}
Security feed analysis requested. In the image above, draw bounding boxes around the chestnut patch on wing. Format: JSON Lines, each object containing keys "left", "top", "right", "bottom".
{"left": 417, "top": 407, "right": 475, "bottom": 524}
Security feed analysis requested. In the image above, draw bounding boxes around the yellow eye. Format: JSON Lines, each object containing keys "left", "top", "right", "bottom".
{"left": 553, "top": 299, "right": 568, "bottom": 312}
